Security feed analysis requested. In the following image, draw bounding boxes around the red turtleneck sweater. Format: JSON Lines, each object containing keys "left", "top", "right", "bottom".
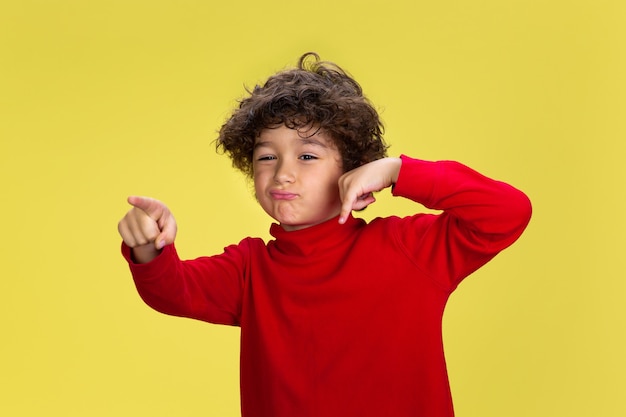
{"left": 122, "top": 156, "right": 532, "bottom": 417}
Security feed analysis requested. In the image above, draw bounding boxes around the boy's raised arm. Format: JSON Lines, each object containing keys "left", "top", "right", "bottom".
{"left": 117, "top": 196, "right": 178, "bottom": 264}
{"left": 389, "top": 155, "right": 532, "bottom": 287}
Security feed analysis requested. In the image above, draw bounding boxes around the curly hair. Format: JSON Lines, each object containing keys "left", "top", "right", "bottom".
{"left": 216, "top": 52, "right": 388, "bottom": 177}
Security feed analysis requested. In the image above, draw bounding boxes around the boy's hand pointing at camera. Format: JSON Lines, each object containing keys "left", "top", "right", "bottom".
{"left": 117, "top": 196, "right": 177, "bottom": 263}
{"left": 338, "top": 157, "right": 402, "bottom": 224}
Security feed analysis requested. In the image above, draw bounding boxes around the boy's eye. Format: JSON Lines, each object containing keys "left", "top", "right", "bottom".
{"left": 299, "top": 154, "right": 317, "bottom": 160}
{"left": 257, "top": 155, "right": 277, "bottom": 161}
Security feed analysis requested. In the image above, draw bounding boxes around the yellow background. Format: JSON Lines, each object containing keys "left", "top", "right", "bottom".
{"left": 1, "top": 1, "right": 624, "bottom": 416}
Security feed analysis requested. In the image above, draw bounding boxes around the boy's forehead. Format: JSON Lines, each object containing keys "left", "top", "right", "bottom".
{"left": 255, "top": 125, "right": 334, "bottom": 147}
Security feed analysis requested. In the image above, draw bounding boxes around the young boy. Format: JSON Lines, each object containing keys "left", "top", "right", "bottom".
{"left": 118, "top": 53, "right": 532, "bottom": 417}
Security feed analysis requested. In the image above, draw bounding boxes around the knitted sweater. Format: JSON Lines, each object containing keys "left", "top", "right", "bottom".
{"left": 122, "top": 156, "right": 532, "bottom": 417}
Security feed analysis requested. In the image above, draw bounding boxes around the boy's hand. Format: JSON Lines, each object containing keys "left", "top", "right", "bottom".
{"left": 338, "top": 157, "right": 402, "bottom": 224}
{"left": 117, "top": 196, "right": 177, "bottom": 263}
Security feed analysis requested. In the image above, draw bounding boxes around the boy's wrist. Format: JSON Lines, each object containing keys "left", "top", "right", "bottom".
{"left": 388, "top": 157, "right": 402, "bottom": 184}
{"left": 130, "top": 243, "right": 161, "bottom": 264}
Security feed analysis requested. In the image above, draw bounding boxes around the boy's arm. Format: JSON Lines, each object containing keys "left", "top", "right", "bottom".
{"left": 391, "top": 155, "right": 532, "bottom": 288}
{"left": 118, "top": 196, "right": 244, "bottom": 325}
{"left": 121, "top": 242, "right": 246, "bottom": 326}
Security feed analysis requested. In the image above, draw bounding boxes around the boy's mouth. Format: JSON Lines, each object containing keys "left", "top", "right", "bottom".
{"left": 270, "top": 190, "right": 298, "bottom": 200}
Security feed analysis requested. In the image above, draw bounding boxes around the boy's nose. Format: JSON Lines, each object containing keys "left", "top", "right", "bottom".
{"left": 273, "top": 160, "right": 295, "bottom": 184}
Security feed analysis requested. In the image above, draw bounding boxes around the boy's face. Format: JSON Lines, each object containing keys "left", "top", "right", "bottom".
{"left": 253, "top": 124, "right": 343, "bottom": 231}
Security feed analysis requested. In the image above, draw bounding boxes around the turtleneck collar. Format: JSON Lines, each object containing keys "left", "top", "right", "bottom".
{"left": 268, "top": 214, "right": 364, "bottom": 258}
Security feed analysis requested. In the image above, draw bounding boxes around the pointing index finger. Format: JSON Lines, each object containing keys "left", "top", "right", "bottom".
{"left": 127, "top": 196, "right": 164, "bottom": 220}
{"left": 338, "top": 192, "right": 356, "bottom": 224}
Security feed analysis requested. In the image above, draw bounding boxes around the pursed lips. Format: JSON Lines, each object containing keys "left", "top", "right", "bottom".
{"left": 269, "top": 190, "right": 298, "bottom": 200}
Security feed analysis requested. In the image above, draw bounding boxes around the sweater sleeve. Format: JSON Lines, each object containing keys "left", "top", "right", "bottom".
{"left": 391, "top": 155, "right": 532, "bottom": 290}
{"left": 121, "top": 240, "right": 250, "bottom": 326}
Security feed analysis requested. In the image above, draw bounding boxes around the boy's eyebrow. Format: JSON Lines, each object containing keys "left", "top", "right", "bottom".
{"left": 299, "top": 137, "right": 329, "bottom": 148}
{"left": 253, "top": 141, "right": 271, "bottom": 149}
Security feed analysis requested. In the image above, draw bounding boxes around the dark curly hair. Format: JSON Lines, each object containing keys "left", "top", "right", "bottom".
{"left": 216, "top": 52, "right": 388, "bottom": 177}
